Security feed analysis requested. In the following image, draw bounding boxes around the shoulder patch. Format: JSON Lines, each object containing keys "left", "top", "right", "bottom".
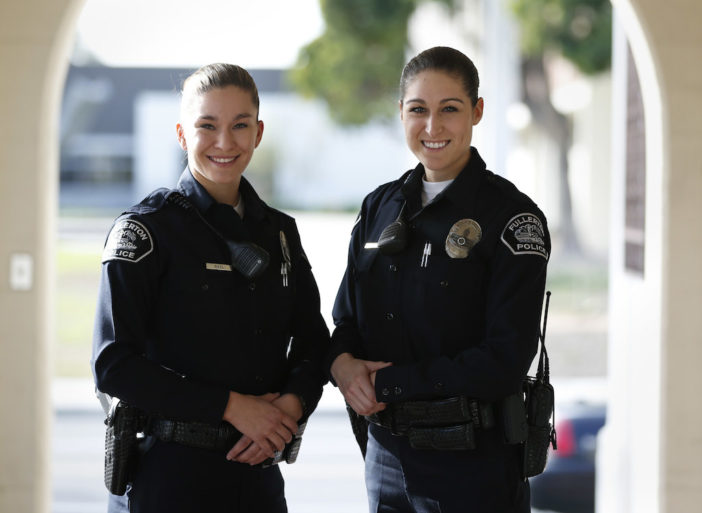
{"left": 102, "top": 219, "right": 154, "bottom": 263}
{"left": 500, "top": 213, "right": 548, "bottom": 259}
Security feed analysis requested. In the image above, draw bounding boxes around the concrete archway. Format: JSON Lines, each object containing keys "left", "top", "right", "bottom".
{"left": 0, "top": 0, "right": 700, "bottom": 511}
{"left": 0, "top": 0, "right": 85, "bottom": 511}
{"left": 600, "top": 1, "right": 702, "bottom": 512}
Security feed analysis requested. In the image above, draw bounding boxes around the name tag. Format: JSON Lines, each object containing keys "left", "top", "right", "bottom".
{"left": 364, "top": 242, "right": 378, "bottom": 249}
{"left": 205, "top": 263, "right": 232, "bottom": 272}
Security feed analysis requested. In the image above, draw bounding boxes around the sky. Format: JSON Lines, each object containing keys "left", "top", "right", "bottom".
{"left": 75, "top": 0, "right": 325, "bottom": 68}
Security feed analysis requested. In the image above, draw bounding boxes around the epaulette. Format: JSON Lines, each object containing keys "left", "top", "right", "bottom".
{"left": 123, "top": 188, "right": 172, "bottom": 216}
{"left": 483, "top": 171, "right": 536, "bottom": 209}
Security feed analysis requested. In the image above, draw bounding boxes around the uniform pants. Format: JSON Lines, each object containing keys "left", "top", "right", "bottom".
{"left": 128, "top": 439, "right": 287, "bottom": 513}
{"left": 365, "top": 424, "right": 530, "bottom": 513}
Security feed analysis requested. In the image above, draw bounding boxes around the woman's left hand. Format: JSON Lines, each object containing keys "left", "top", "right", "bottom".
{"left": 227, "top": 393, "right": 303, "bottom": 465}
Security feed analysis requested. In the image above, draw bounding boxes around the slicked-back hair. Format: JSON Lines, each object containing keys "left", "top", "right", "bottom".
{"left": 400, "top": 47, "right": 480, "bottom": 107}
{"left": 181, "top": 63, "right": 260, "bottom": 117}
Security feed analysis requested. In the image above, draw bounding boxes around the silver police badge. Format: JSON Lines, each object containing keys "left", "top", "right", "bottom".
{"left": 445, "top": 219, "right": 482, "bottom": 258}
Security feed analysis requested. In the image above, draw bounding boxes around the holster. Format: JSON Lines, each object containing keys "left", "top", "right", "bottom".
{"left": 104, "top": 400, "right": 142, "bottom": 496}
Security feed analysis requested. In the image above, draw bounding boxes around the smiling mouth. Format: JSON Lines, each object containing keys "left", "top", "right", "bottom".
{"left": 209, "top": 156, "right": 237, "bottom": 164}
{"left": 423, "top": 140, "right": 448, "bottom": 149}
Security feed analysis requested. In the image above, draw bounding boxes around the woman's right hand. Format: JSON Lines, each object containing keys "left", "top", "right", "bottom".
{"left": 222, "top": 391, "right": 298, "bottom": 459}
{"left": 331, "top": 352, "right": 392, "bottom": 416}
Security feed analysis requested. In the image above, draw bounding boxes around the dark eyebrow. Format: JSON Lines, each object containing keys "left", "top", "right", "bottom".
{"left": 196, "top": 113, "right": 253, "bottom": 122}
{"left": 404, "top": 98, "right": 465, "bottom": 105}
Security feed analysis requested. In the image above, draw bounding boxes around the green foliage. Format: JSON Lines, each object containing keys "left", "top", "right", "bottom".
{"left": 510, "top": 0, "right": 612, "bottom": 74}
{"left": 290, "top": 0, "right": 611, "bottom": 125}
{"left": 289, "top": 0, "right": 455, "bottom": 125}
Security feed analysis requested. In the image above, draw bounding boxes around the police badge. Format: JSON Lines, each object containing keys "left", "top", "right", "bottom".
{"left": 445, "top": 219, "right": 482, "bottom": 258}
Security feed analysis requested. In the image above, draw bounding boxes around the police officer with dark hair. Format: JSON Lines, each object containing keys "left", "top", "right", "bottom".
{"left": 329, "top": 46, "right": 550, "bottom": 512}
{"left": 92, "top": 63, "right": 329, "bottom": 513}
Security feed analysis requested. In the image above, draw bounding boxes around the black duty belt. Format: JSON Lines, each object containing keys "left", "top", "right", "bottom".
{"left": 366, "top": 396, "right": 495, "bottom": 451}
{"left": 145, "top": 418, "right": 307, "bottom": 467}
{"left": 146, "top": 419, "right": 241, "bottom": 452}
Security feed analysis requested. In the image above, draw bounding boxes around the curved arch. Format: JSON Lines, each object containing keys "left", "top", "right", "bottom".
{"left": 1, "top": 1, "right": 701, "bottom": 512}
{"left": 0, "top": 0, "right": 85, "bottom": 510}
{"left": 600, "top": 1, "right": 702, "bottom": 512}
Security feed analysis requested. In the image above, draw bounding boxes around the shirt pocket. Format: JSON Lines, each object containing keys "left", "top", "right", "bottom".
{"left": 410, "top": 251, "right": 486, "bottom": 339}
{"left": 352, "top": 248, "right": 383, "bottom": 337}
{"left": 168, "top": 266, "right": 241, "bottom": 316}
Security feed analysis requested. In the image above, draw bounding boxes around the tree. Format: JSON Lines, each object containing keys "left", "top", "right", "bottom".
{"left": 289, "top": 0, "right": 453, "bottom": 125}
{"left": 510, "top": 0, "right": 612, "bottom": 254}
{"left": 290, "top": 0, "right": 612, "bottom": 254}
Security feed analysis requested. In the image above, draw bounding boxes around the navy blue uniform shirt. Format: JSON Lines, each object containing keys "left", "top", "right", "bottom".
{"left": 92, "top": 169, "right": 329, "bottom": 426}
{"left": 330, "top": 147, "right": 550, "bottom": 404}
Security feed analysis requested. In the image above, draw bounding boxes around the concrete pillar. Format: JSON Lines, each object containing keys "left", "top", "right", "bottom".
{"left": 0, "top": 0, "right": 84, "bottom": 511}
{"left": 599, "top": 1, "right": 702, "bottom": 512}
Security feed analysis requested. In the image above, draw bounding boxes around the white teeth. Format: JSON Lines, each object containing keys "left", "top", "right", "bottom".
{"left": 423, "top": 141, "right": 448, "bottom": 149}
{"left": 210, "top": 156, "right": 235, "bottom": 163}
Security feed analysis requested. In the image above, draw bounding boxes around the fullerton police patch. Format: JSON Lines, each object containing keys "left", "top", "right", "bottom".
{"left": 102, "top": 219, "right": 154, "bottom": 263}
{"left": 500, "top": 213, "right": 548, "bottom": 259}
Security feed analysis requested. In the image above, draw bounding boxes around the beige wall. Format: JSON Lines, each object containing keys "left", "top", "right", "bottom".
{"left": 0, "top": 0, "right": 83, "bottom": 511}
{"left": 0, "top": 0, "right": 700, "bottom": 511}
{"left": 599, "top": 0, "right": 702, "bottom": 512}
{"left": 649, "top": 0, "right": 702, "bottom": 509}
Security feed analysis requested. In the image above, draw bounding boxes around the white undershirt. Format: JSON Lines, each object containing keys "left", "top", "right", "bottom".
{"left": 233, "top": 197, "right": 245, "bottom": 218}
{"left": 421, "top": 177, "right": 454, "bottom": 207}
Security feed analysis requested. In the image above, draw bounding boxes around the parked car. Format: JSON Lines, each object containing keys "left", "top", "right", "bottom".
{"left": 530, "top": 401, "right": 607, "bottom": 513}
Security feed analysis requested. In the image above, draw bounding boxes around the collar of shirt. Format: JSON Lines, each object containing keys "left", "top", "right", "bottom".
{"left": 401, "top": 146, "right": 487, "bottom": 218}
{"left": 421, "top": 177, "right": 455, "bottom": 207}
{"left": 175, "top": 167, "right": 267, "bottom": 222}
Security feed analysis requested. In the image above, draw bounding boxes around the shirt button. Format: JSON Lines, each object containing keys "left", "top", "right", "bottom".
{"left": 201, "top": 284, "right": 209, "bottom": 291}
{"left": 389, "top": 264, "right": 398, "bottom": 272}
{"left": 248, "top": 282, "right": 256, "bottom": 291}
{"left": 440, "top": 280, "right": 449, "bottom": 288}
{"left": 381, "top": 388, "right": 390, "bottom": 396}
{"left": 254, "top": 328, "right": 262, "bottom": 336}
{"left": 385, "top": 313, "right": 394, "bottom": 320}
{"left": 434, "top": 382, "right": 444, "bottom": 391}
{"left": 394, "top": 386, "right": 402, "bottom": 395}
{"left": 255, "top": 375, "right": 264, "bottom": 383}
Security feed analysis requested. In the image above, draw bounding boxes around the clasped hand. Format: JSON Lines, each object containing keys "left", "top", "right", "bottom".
{"left": 222, "top": 392, "right": 301, "bottom": 466}
{"left": 331, "top": 352, "right": 392, "bottom": 416}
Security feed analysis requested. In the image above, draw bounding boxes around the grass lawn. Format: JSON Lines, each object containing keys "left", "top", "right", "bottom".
{"left": 55, "top": 241, "right": 102, "bottom": 377}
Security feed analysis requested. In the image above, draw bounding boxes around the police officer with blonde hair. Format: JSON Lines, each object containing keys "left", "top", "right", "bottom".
{"left": 92, "top": 63, "right": 329, "bottom": 512}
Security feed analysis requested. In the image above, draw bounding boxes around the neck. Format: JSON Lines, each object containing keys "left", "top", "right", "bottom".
{"left": 190, "top": 169, "right": 241, "bottom": 206}
{"left": 424, "top": 148, "right": 471, "bottom": 182}
{"left": 211, "top": 184, "right": 241, "bottom": 207}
